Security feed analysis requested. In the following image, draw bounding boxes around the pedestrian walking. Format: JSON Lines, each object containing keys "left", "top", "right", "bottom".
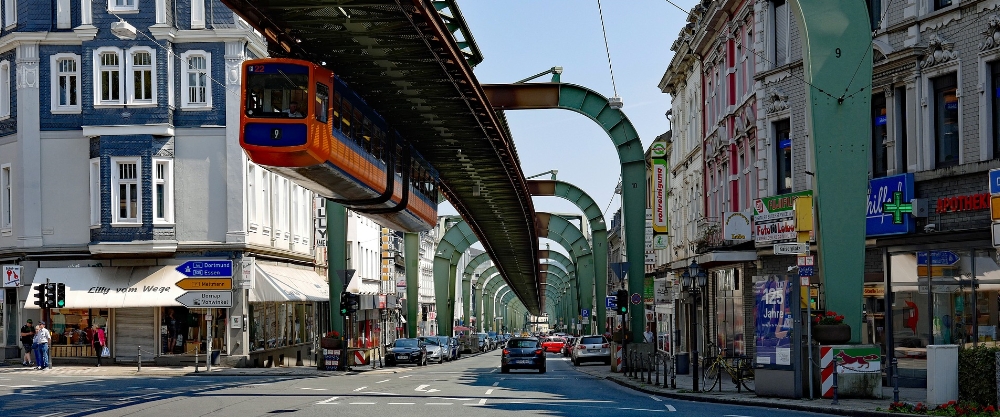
{"left": 90, "top": 324, "right": 107, "bottom": 367}
{"left": 35, "top": 322, "right": 51, "bottom": 370}
{"left": 20, "top": 319, "right": 34, "bottom": 366}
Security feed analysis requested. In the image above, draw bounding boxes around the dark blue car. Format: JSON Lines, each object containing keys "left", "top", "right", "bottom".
{"left": 501, "top": 337, "right": 545, "bottom": 373}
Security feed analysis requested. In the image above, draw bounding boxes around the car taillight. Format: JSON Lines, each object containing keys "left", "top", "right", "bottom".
{"left": 534, "top": 349, "right": 543, "bottom": 355}
{"left": 602, "top": 343, "right": 610, "bottom": 348}
{"left": 503, "top": 349, "right": 509, "bottom": 355}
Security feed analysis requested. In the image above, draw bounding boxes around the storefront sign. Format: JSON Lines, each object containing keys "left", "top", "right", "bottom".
{"left": 644, "top": 276, "right": 654, "bottom": 304}
{"left": 774, "top": 243, "right": 809, "bottom": 255}
{"left": 936, "top": 193, "right": 991, "bottom": 213}
{"left": 754, "top": 191, "right": 812, "bottom": 245}
{"left": 863, "top": 286, "right": 885, "bottom": 297}
{"left": 314, "top": 196, "right": 327, "bottom": 246}
{"left": 378, "top": 294, "right": 387, "bottom": 309}
{"left": 652, "top": 234, "right": 668, "bottom": 250}
{"left": 2, "top": 265, "right": 21, "bottom": 287}
{"left": 832, "top": 345, "right": 882, "bottom": 374}
{"left": 723, "top": 211, "right": 752, "bottom": 242}
{"left": 654, "top": 279, "right": 671, "bottom": 304}
{"left": 652, "top": 158, "right": 668, "bottom": 233}
{"left": 867, "top": 173, "right": 915, "bottom": 236}
{"left": 240, "top": 257, "right": 255, "bottom": 289}
{"left": 754, "top": 275, "right": 794, "bottom": 368}
{"left": 650, "top": 141, "right": 667, "bottom": 158}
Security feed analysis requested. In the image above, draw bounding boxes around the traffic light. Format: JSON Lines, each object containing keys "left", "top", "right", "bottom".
{"left": 33, "top": 284, "right": 46, "bottom": 308}
{"left": 616, "top": 289, "right": 629, "bottom": 315}
{"left": 339, "top": 291, "right": 350, "bottom": 316}
{"left": 56, "top": 283, "right": 66, "bottom": 308}
{"left": 44, "top": 283, "right": 57, "bottom": 308}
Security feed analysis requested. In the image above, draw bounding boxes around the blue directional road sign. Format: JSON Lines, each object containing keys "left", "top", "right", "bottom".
{"left": 917, "top": 251, "right": 960, "bottom": 266}
{"left": 176, "top": 260, "right": 233, "bottom": 277}
{"left": 991, "top": 168, "right": 1000, "bottom": 194}
{"left": 581, "top": 309, "right": 590, "bottom": 318}
{"left": 606, "top": 296, "right": 617, "bottom": 309}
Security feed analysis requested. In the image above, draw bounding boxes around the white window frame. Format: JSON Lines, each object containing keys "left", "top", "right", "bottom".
{"left": 50, "top": 53, "right": 81, "bottom": 114}
{"left": 1, "top": 163, "right": 11, "bottom": 230}
{"left": 5, "top": 0, "right": 16, "bottom": 28}
{"left": 180, "top": 50, "right": 212, "bottom": 109}
{"left": 89, "top": 158, "right": 100, "bottom": 226}
{"left": 167, "top": 46, "right": 174, "bottom": 108}
{"left": 56, "top": 0, "right": 70, "bottom": 28}
{"left": 111, "top": 157, "right": 141, "bottom": 225}
{"left": 125, "top": 47, "right": 156, "bottom": 105}
{"left": 247, "top": 164, "right": 257, "bottom": 229}
{"left": 260, "top": 169, "right": 270, "bottom": 235}
{"left": 152, "top": 158, "right": 173, "bottom": 224}
{"left": 191, "top": 0, "right": 205, "bottom": 29}
{"left": 93, "top": 47, "right": 124, "bottom": 106}
{"left": 107, "top": 0, "right": 137, "bottom": 13}
{"left": 0, "top": 61, "right": 9, "bottom": 120}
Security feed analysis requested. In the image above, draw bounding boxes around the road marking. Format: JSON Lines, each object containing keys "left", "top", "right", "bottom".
{"left": 464, "top": 399, "right": 488, "bottom": 406}
{"left": 650, "top": 395, "right": 662, "bottom": 402}
{"left": 357, "top": 391, "right": 398, "bottom": 396}
{"left": 485, "top": 389, "right": 494, "bottom": 395}
{"left": 376, "top": 379, "right": 391, "bottom": 384}
{"left": 492, "top": 382, "right": 499, "bottom": 387}
{"left": 38, "top": 413, "right": 62, "bottom": 417}
{"left": 666, "top": 405, "right": 677, "bottom": 411}
{"left": 722, "top": 415, "right": 752, "bottom": 417}
{"left": 387, "top": 402, "right": 414, "bottom": 405}
{"left": 426, "top": 403, "right": 452, "bottom": 405}
{"left": 620, "top": 407, "right": 666, "bottom": 412}
{"left": 350, "top": 402, "right": 376, "bottom": 405}
{"left": 354, "top": 386, "right": 367, "bottom": 391}
{"left": 32, "top": 380, "right": 56, "bottom": 383}
{"left": 78, "top": 398, "right": 100, "bottom": 402}
{"left": 316, "top": 397, "right": 339, "bottom": 405}
{"left": 399, "top": 375, "right": 412, "bottom": 378}
{"left": 300, "top": 388, "right": 327, "bottom": 391}
{"left": 414, "top": 384, "right": 440, "bottom": 393}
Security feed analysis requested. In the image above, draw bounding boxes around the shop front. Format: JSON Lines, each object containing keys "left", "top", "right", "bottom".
{"left": 248, "top": 263, "right": 328, "bottom": 368}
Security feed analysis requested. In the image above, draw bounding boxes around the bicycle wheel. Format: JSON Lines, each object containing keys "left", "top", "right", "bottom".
{"left": 702, "top": 357, "right": 719, "bottom": 383}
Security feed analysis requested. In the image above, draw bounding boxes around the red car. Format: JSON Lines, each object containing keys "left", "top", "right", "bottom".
{"left": 541, "top": 337, "right": 566, "bottom": 353}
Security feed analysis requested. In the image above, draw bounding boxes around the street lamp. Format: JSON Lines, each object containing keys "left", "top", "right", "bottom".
{"left": 683, "top": 260, "right": 707, "bottom": 392}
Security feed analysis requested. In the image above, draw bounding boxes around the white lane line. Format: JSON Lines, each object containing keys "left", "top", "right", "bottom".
{"left": 387, "top": 403, "right": 414, "bottom": 405}
{"left": 485, "top": 389, "right": 494, "bottom": 395}
{"left": 666, "top": 405, "right": 677, "bottom": 411}
{"left": 316, "top": 397, "right": 339, "bottom": 405}
{"left": 426, "top": 403, "right": 453, "bottom": 405}
{"left": 650, "top": 396, "right": 663, "bottom": 402}
{"left": 78, "top": 398, "right": 100, "bottom": 402}
{"left": 376, "top": 379, "right": 391, "bottom": 384}
{"left": 619, "top": 407, "right": 666, "bottom": 413}
{"left": 350, "top": 402, "right": 376, "bottom": 405}
{"left": 722, "top": 415, "right": 752, "bottom": 417}
{"left": 491, "top": 382, "right": 499, "bottom": 387}
{"left": 463, "top": 399, "right": 488, "bottom": 406}
{"left": 354, "top": 386, "right": 367, "bottom": 391}
{"left": 32, "top": 380, "right": 56, "bottom": 383}
{"left": 300, "top": 388, "right": 327, "bottom": 391}
{"left": 399, "top": 375, "right": 412, "bottom": 378}
{"left": 38, "top": 413, "right": 62, "bottom": 417}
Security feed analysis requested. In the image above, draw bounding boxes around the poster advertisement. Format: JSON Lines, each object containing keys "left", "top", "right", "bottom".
{"left": 754, "top": 275, "right": 794, "bottom": 367}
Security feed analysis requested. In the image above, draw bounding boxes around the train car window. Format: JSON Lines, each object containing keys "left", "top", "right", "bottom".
{"left": 352, "top": 109, "right": 364, "bottom": 146}
{"left": 315, "top": 83, "right": 329, "bottom": 123}
{"left": 332, "top": 91, "right": 342, "bottom": 129}
{"left": 340, "top": 101, "right": 352, "bottom": 137}
{"left": 395, "top": 145, "right": 404, "bottom": 174}
{"left": 372, "top": 128, "right": 384, "bottom": 162}
{"left": 245, "top": 63, "right": 309, "bottom": 118}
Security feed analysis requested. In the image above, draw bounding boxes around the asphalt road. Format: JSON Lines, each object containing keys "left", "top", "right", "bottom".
{"left": 0, "top": 350, "right": 843, "bottom": 416}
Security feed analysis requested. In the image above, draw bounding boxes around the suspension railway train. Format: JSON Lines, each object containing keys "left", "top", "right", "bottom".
{"left": 239, "top": 58, "right": 439, "bottom": 232}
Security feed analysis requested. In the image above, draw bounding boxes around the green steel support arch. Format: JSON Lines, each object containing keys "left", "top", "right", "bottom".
{"left": 485, "top": 269, "right": 571, "bottom": 332}
{"left": 790, "top": 1, "right": 871, "bottom": 341}
{"left": 326, "top": 202, "right": 348, "bottom": 336}
{"left": 404, "top": 232, "right": 421, "bottom": 337}
{"left": 528, "top": 180, "right": 609, "bottom": 334}
{"left": 476, "top": 266, "right": 499, "bottom": 328}
{"left": 537, "top": 213, "right": 593, "bottom": 328}
{"left": 483, "top": 83, "right": 647, "bottom": 342}
{"left": 433, "top": 221, "right": 478, "bottom": 336}
{"left": 462, "top": 252, "right": 493, "bottom": 324}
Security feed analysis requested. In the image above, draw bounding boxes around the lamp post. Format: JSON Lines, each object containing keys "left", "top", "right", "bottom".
{"left": 683, "top": 260, "right": 705, "bottom": 392}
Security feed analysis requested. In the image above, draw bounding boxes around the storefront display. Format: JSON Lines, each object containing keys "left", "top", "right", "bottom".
{"left": 49, "top": 308, "right": 109, "bottom": 357}
{"left": 754, "top": 274, "right": 794, "bottom": 367}
{"left": 160, "top": 307, "right": 227, "bottom": 355}
{"left": 249, "top": 302, "right": 314, "bottom": 352}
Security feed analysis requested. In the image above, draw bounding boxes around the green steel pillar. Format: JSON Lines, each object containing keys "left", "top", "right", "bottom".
{"left": 326, "top": 201, "right": 347, "bottom": 335}
{"left": 790, "top": 0, "right": 871, "bottom": 341}
{"left": 404, "top": 232, "right": 421, "bottom": 337}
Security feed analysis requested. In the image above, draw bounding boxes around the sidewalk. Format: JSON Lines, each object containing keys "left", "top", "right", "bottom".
{"left": 572, "top": 362, "right": 920, "bottom": 417}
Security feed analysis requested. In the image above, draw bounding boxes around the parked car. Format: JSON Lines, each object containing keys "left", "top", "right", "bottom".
{"left": 570, "top": 335, "right": 611, "bottom": 366}
{"left": 447, "top": 336, "right": 461, "bottom": 360}
{"left": 561, "top": 336, "right": 577, "bottom": 357}
{"left": 541, "top": 336, "right": 566, "bottom": 353}
{"left": 430, "top": 336, "right": 458, "bottom": 361}
{"left": 477, "top": 333, "right": 491, "bottom": 352}
{"left": 501, "top": 337, "right": 546, "bottom": 373}
{"left": 386, "top": 338, "right": 428, "bottom": 366}
{"left": 418, "top": 336, "right": 447, "bottom": 364}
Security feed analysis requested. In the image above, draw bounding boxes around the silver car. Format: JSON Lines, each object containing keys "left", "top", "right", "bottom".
{"left": 570, "top": 335, "right": 611, "bottom": 366}
{"left": 418, "top": 337, "right": 447, "bottom": 364}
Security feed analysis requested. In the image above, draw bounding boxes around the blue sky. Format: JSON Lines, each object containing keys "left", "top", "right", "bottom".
{"left": 439, "top": 0, "right": 694, "bottom": 225}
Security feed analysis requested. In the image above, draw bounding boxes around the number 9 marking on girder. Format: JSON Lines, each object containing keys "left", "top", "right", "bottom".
{"left": 835, "top": 48, "right": 842, "bottom": 58}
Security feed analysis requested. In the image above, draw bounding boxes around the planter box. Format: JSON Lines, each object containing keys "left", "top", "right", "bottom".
{"left": 321, "top": 337, "right": 342, "bottom": 350}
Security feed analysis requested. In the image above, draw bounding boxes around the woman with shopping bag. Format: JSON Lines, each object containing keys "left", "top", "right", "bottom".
{"left": 90, "top": 324, "right": 107, "bottom": 367}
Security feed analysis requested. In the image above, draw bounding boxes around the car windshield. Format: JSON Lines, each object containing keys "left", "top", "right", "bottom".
{"left": 546, "top": 337, "right": 565, "bottom": 343}
{"left": 508, "top": 339, "right": 538, "bottom": 348}
{"left": 395, "top": 339, "right": 417, "bottom": 348}
{"left": 581, "top": 336, "right": 605, "bottom": 344}
{"left": 420, "top": 338, "right": 440, "bottom": 345}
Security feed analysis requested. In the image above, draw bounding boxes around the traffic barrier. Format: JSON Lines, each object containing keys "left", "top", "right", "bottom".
{"left": 613, "top": 344, "right": 623, "bottom": 372}
{"left": 820, "top": 346, "right": 835, "bottom": 398}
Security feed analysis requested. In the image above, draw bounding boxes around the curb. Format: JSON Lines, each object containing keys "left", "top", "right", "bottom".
{"left": 577, "top": 368, "right": 906, "bottom": 417}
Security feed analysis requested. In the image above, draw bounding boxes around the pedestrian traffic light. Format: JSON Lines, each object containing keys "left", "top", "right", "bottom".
{"left": 339, "top": 291, "right": 350, "bottom": 315}
{"left": 44, "top": 283, "right": 57, "bottom": 308}
{"left": 56, "top": 283, "right": 66, "bottom": 308}
{"left": 33, "top": 284, "right": 46, "bottom": 308}
{"left": 616, "top": 289, "right": 629, "bottom": 315}
{"left": 344, "top": 292, "right": 359, "bottom": 315}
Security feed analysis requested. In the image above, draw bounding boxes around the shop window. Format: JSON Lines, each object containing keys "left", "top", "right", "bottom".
{"left": 161, "top": 307, "right": 227, "bottom": 354}
{"left": 48, "top": 308, "right": 109, "bottom": 358}
{"left": 774, "top": 119, "right": 792, "bottom": 195}
{"left": 872, "top": 93, "right": 888, "bottom": 178}
{"left": 933, "top": 74, "right": 959, "bottom": 168}
{"left": 249, "top": 302, "right": 314, "bottom": 351}
{"left": 934, "top": 0, "right": 952, "bottom": 12}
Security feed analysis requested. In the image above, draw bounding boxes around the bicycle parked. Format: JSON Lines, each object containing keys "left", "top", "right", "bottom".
{"left": 701, "top": 342, "right": 755, "bottom": 392}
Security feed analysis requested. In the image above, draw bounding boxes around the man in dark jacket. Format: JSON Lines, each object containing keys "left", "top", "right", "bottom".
{"left": 20, "top": 319, "right": 34, "bottom": 366}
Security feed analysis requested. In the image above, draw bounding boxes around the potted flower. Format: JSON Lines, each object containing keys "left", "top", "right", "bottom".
{"left": 321, "top": 330, "right": 342, "bottom": 350}
{"left": 812, "top": 311, "right": 851, "bottom": 344}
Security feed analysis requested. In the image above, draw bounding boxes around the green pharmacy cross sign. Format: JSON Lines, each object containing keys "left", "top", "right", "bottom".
{"left": 882, "top": 191, "right": 913, "bottom": 225}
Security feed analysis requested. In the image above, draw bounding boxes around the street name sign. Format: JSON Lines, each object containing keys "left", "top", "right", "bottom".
{"left": 175, "top": 291, "right": 233, "bottom": 308}
{"left": 916, "top": 251, "right": 959, "bottom": 266}
{"left": 176, "top": 278, "right": 233, "bottom": 291}
{"left": 773, "top": 243, "right": 809, "bottom": 255}
{"left": 176, "top": 260, "right": 233, "bottom": 277}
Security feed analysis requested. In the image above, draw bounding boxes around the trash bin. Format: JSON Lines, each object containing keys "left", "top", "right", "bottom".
{"left": 211, "top": 350, "right": 221, "bottom": 366}
{"left": 675, "top": 352, "right": 690, "bottom": 375}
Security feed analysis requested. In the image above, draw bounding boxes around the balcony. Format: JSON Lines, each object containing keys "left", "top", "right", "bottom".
{"left": 694, "top": 218, "right": 724, "bottom": 254}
